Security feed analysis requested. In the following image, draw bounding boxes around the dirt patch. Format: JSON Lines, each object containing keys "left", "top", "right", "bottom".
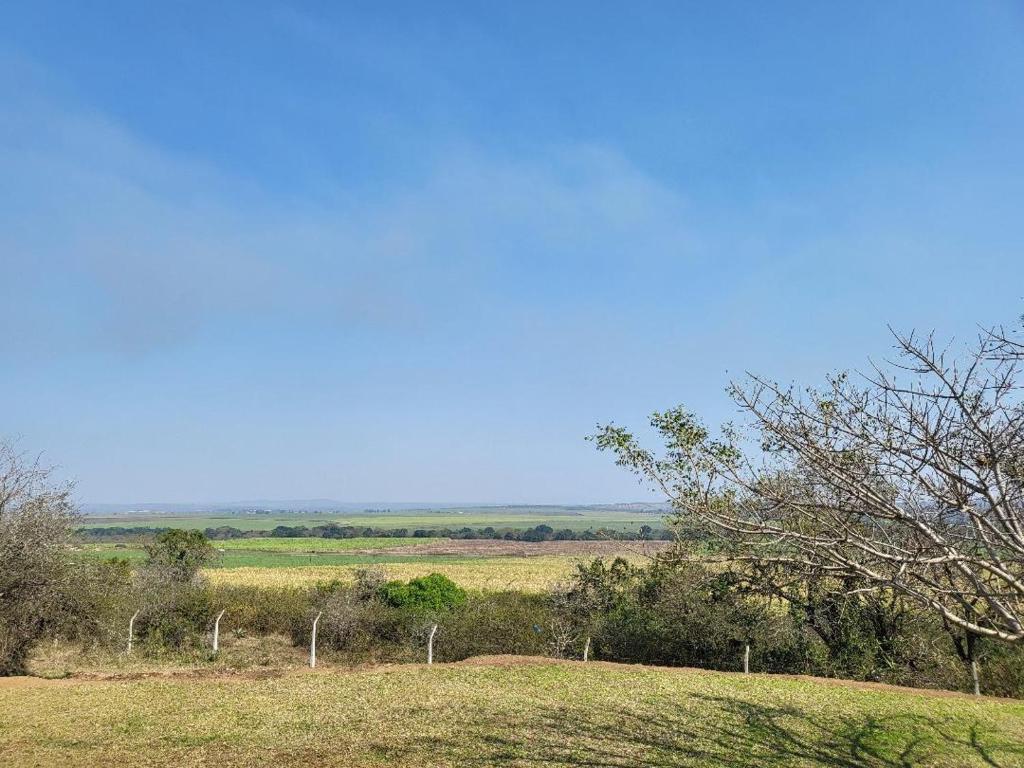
{"left": 368, "top": 539, "right": 671, "bottom": 558}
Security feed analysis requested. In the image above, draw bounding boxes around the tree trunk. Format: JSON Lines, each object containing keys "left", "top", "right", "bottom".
{"left": 428, "top": 624, "right": 438, "bottom": 665}
{"left": 971, "top": 659, "right": 981, "bottom": 696}
{"left": 583, "top": 636, "right": 591, "bottom": 662}
{"left": 743, "top": 643, "right": 750, "bottom": 674}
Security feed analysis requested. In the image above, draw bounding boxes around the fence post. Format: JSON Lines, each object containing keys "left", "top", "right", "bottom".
{"left": 213, "top": 609, "right": 226, "bottom": 654}
{"left": 310, "top": 611, "right": 323, "bottom": 669}
{"left": 427, "top": 624, "right": 438, "bottom": 665}
{"left": 127, "top": 609, "right": 140, "bottom": 654}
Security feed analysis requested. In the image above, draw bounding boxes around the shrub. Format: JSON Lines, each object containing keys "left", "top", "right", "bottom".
{"left": 434, "top": 592, "right": 551, "bottom": 662}
{"left": 209, "top": 584, "right": 311, "bottom": 639}
{"left": 144, "top": 529, "right": 215, "bottom": 582}
{"left": 379, "top": 573, "right": 467, "bottom": 613}
{"left": 134, "top": 582, "right": 214, "bottom": 650}
{"left": 48, "top": 558, "right": 135, "bottom": 650}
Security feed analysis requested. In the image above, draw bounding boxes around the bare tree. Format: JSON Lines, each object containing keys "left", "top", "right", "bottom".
{"left": 593, "top": 324, "right": 1024, "bottom": 677}
{"left": 0, "top": 441, "right": 77, "bottom": 675}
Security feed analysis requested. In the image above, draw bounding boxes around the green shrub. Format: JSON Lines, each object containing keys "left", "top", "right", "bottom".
{"left": 435, "top": 592, "right": 551, "bottom": 662}
{"left": 379, "top": 573, "right": 467, "bottom": 613}
{"left": 210, "top": 585, "right": 311, "bottom": 639}
{"left": 135, "top": 582, "right": 214, "bottom": 650}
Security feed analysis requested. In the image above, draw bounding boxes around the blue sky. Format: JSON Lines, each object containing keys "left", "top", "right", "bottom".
{"left": 2, "top": 2, "right": 1023, "bottom": 504}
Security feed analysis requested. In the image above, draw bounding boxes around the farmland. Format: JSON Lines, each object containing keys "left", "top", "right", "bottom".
{"left": 79, "top": 537, "right": 667, "bottom": 592}
{"left": 77, "top": 505, "right": 667, "bottom": 533}
{"left": 204, "top": 555, "right": 597, "bottom": 591}
{"left": 4, "top": 658, "right": 1023, "bottom": 767}
{"left": 75, "top": 506, "right": 671, "bottom": 593}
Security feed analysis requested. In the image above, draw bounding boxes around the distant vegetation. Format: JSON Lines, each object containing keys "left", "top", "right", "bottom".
{"left": 77, "top": 521, "right": 673, "bottom": 542}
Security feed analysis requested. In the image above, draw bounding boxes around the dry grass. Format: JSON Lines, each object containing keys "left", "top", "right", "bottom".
{"left": 203, "top": 555, "right": 604, "bottom": 592}
{"left": 3, "top": 658, "right": 1024, "bottom": 767}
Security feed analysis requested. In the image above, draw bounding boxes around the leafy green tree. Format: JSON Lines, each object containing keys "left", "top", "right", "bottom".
{"left": 144, "top": 529, "right": 215, "bottom": 583}
{"left": 134, "top": 529, "right": 216, "bottom": 649}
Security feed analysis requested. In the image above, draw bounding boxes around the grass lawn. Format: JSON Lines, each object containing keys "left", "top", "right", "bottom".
{"left": 2, "top": 658, "right": 1023, "bottom": 767}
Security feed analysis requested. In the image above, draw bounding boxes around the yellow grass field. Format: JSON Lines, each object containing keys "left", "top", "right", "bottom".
{"left": 203, "top": 555, "right": 586, "bottom": 591}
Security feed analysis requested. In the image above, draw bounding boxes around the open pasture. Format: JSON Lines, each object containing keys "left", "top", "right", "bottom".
{"left": 3, "top": 658, "right": 1023, "bottom": 767}
{"left": 77, "top": 536, "right": 665, "bottom": 592}
{"left": 78, "top": 506, "right": 667, "bottom": 534}
{"left": 203, "top": 554, "right": 597, "bottom": 592}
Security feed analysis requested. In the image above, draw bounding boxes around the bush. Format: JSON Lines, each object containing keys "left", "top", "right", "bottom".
{"left": 144, "top": 529, "right": 215, "bottom": 581}
{"left": 209, "top": 584, "right": 311, "bottom": 639}
{"left": 48, "top": 558, "right": 135, "bottom": 650}
{"left": 379, "top": 573, "right": 467, "bottom": 613}
{"left": 434, "top": 592, "right": 551, "bottom": 662}
{"left": 134, "top": 582, "right": 214, "bottom": 650}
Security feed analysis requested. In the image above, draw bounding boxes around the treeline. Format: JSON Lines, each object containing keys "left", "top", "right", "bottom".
{"left": 77, "top": 522, "right": 674, "bottom": 543}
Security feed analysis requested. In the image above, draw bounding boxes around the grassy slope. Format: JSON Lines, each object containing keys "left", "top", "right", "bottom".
{"left": 2, "top": 659, "right": 1023, "bottom": 767}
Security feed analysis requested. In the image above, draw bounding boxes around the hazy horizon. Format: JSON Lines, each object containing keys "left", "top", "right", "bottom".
{"left": 78, "top": 498, "right": 670, "bottom": 513}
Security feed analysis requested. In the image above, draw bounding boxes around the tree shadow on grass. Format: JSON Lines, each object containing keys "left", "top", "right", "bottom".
{"left": 389, "top": 692, "right": 1024, "bottom": 767}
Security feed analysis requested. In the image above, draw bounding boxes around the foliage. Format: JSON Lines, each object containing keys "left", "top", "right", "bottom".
{"left": 81, "top": 522, "right": 672, "bottom": 542}
{"left": 380, "top": 573, "right": 467, "bottom": 613}
{"left": 132, "top": 529, "right": 218, "bottom": 650}
{"left": 434, "top": 592, "right": 552, "bottom": 661}
{"left": 48, "top": 558, "right": 135, "bottom": 650}
{"left": 593, "top": 320, "right": 1024, "bottom": 692}
{"left": 0, "top": 442, "right": 77, "bottom": 675}
{"left": 144, "top": 529, "right": 216, "bottom": 582}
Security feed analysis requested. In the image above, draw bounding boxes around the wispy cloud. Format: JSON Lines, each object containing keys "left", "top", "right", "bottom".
{"left": 1, "top": 88, "right": 696, "bottom": 359}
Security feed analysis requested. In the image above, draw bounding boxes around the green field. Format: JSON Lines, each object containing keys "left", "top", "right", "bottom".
{"left": 78, "top": 547, "right": 618, "bottom": 592}
{"left": 3, "top": 658, "right": 1023, "bottom": 767}
{"left": 215, "top": 536, "right": 439, "bottom": 551}
{"left": 78, "top": 506, "right": 666, "bottom": 533}
{"left": 79, "top": 540, "right": 468, "bottom": 570}
{"left": 79, "top": 536, "right": 440, "bottom": 563}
